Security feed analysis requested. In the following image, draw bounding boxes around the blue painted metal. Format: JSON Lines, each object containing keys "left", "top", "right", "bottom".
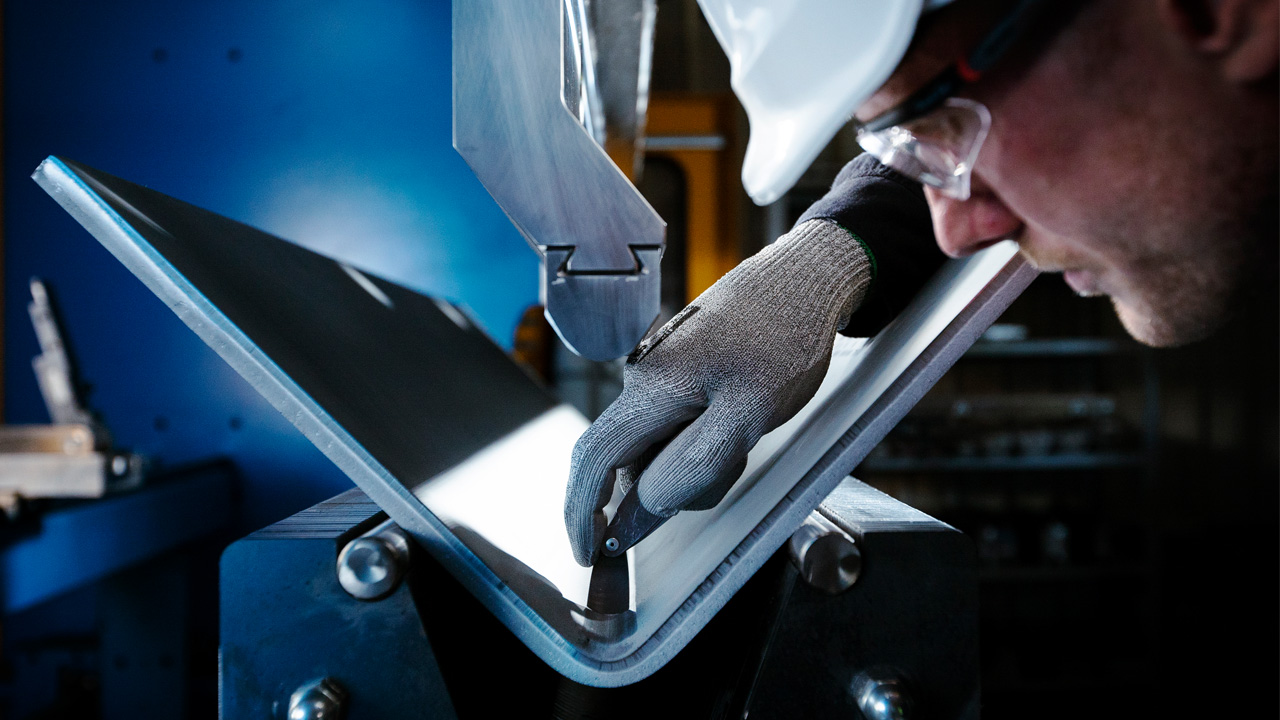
{"left": 0, "top": 463, "right": 233, "bottom": 614}
{"left": 220, "top": 489, "right": 457, "bottom": 719}
{"left": 4, "top": 0, "right": 539, "bottom": 529}
{"left": 99, "top": 554, "right": 190, "bottom": 720}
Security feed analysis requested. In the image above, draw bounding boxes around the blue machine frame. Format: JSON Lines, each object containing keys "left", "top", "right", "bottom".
{"left": 4, "top": 0, "right": 540, "bottom": 530}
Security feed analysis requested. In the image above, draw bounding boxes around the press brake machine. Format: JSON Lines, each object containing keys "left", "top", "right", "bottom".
{"left": 29, "top": 1, "right": 1039, "bottom": 717}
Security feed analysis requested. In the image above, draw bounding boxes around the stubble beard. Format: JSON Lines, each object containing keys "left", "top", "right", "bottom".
{"left": 1109, "top": 207, "right": 1269, "bottom": 348}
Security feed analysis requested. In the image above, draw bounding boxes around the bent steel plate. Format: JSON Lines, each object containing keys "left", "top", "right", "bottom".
{"left": 34, "top": 157, "right": 1036, "bottom": 686}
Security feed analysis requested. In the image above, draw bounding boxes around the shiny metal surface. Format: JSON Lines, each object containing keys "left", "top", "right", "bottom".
{"left": 28, "top": 279, "right": 96, "bottom": 427}
{"left": 0, "top": 454, "right": 106, "bottom": 514}
{"left": 453, "top": 0, "right": 666, "bottom": 361}
{"left": 591, "top": 0, "right": 658, "bottom": 177}
{"left": 287, "top": 677, "right": 347, "bottom": 720}
{"left": 748, "top": 478, "right": 978, "bottom": 719}
{"left": 0, "top": 422, "right": 144, "bottom": 516}
{"left": 0, "top": 423, "right": 94, "bottom": 455}
{"left": 336, "top": 520, "right": 410, "bottom": 601}
{"left": 11, "top": 276, "right": 148, "bottom": 510}
{"left": 563, "top": 0, "right": 604, "bottom": 146}
{"left": 35, "top": 156, "right": 1034, "bottom": 687}
{"left": 853, "top": 673, "right": 915, "bottom": 720}
{"left": 788, "top": 512, "right": 861, "bottom": 594}
{"left": 600, "top": 481, "right": 667, "bottom": 557}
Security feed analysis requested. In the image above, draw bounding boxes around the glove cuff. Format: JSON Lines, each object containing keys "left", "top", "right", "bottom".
{"left": 768, "top": 218, "right": 874, "bottom": 331}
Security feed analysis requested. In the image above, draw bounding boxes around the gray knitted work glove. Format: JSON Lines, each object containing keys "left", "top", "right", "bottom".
{"left": 564, "top": 219, "right": 874, "bottom": 566}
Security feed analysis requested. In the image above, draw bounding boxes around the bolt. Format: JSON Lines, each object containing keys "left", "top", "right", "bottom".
{"left": 788, "top": 512, "right": 861, "bottom": 594}
{"left": 336, "top": 522, "right": 409, "bottom": 601}
{"left": 852, "top": 673, "right": 913, "bottom": 720}
{"left": 288, "top": 677, "right": 346, "bottom": 720}
{"left": 604, "top": 537, "right": 620, "bottom": 553}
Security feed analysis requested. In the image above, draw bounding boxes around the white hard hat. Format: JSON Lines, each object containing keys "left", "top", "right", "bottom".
{"left": 696, "top": 0, "right": 955, "bottom": 205}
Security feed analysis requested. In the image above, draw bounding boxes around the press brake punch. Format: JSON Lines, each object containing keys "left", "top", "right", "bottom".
{"left": 452, "top": 0, "right": 666, "bottom": 362}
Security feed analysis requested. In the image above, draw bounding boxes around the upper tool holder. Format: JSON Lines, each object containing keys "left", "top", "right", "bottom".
{"left": 453, "top": 0, "right": 666, "bottom": 361}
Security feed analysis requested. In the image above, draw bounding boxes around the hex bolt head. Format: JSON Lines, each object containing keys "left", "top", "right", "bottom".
{"left": 288, "top": 677, "right": 347, "bottom": 720}
{"left": 852, "top": 673, "right": 914, "bottom": 720}
{"left": 788, "top": 513, "right": 862, "bottom": 594}
{"left": 336, "top": 526, "right": 409, "bottom": 601}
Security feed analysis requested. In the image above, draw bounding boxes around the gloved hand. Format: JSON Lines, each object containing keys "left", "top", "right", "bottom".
{"left": 564, "top": 218, "right": 874, "bottom": 566}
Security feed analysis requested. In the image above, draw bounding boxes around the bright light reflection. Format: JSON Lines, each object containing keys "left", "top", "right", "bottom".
{"left": 412, "top": 404, "right": 596, "bottom": 606}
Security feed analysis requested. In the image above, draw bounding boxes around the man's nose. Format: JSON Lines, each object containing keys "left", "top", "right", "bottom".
{"left": 924, "top": 183, "right": 1024, "bottom": 258}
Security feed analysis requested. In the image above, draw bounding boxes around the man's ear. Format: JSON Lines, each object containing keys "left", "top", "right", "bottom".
{"left": 1163, "top": 0, "right": 1278, "bottom": 82}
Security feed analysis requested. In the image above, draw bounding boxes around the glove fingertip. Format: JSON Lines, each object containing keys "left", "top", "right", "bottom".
{"left": 568, "top": 507, "right": 606, "bottom": 567}
{"left": 633, "top": 471, "right": 687, "bottom": 517}
{"left": 682, "top": 455, "right": 749, "bottom": 511}
{"left": 633, "top": 410, "right": 760, "bottom": 516}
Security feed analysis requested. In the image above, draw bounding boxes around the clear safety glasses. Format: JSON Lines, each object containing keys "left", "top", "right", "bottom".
{"left": 852, "top": 0, "right": 1050, "bottom": 200}
{"left": 856, "top": 97, "right": 991, "bottom": 201}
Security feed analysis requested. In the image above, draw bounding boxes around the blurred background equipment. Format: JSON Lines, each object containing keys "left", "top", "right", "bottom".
{"left": 0, "top": 279, "right": 143, "bottom": 518}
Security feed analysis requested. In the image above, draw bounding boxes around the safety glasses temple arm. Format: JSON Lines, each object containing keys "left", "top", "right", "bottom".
{"left": 856, "top": 0, "right": 1052, "bottom": 135}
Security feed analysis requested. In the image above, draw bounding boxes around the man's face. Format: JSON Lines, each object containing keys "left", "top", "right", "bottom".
{"left": 859, "top": 1, "right": 1278, "bottom": 347}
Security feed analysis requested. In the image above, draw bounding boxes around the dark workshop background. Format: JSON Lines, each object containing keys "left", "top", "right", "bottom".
{"left": 0, "top": 0, "right": 1276, "bottom": 718}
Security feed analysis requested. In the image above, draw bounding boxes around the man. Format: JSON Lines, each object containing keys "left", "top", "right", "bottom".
{"left": 565, "top": 0, "right": 1278, "bottom": 566}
